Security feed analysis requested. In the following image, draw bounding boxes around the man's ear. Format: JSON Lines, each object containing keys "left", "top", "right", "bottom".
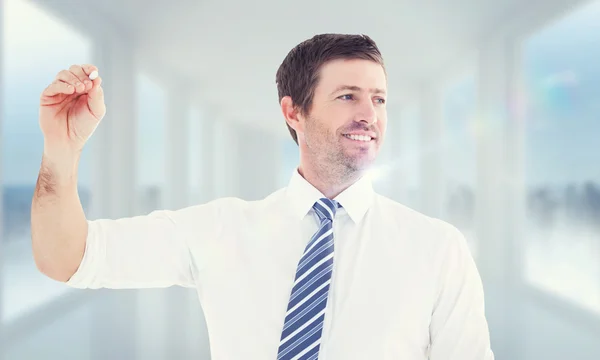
{"left": 280, "top": 96, "right": 304, "bottom": 134}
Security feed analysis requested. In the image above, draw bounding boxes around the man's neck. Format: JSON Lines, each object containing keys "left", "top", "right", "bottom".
{"left": 297, "top": 164, "right": 363, "bottom": 199}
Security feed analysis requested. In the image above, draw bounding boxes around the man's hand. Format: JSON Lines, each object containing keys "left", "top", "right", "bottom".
{"left": 39, "top": 64, "right": 105, "bottom": 155}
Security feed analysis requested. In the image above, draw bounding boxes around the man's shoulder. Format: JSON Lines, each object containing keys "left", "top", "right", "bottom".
{"left": 373, "top": 194, "right": 433, "bottom": 222}
{"left": 172, "top": 187, "right": 287, "bottom": 216}
{"left": 373, "top": 193, "right": 461, "bottom": 236}
{"left": 373, "top": 195, "right": 472, "bottom": 263}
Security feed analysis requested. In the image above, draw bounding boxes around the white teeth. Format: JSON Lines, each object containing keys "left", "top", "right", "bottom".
{"left": 345, "top": 134, "right": 372, "bottom": 142}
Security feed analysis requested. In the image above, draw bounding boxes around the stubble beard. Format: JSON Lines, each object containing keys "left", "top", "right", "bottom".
{"left": 304, "top": 116, "right": 365, "bottom": 186}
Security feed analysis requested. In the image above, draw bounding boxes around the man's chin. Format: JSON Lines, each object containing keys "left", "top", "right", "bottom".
{"left": 342, "top": 154, "right": 377, "bottom": 172}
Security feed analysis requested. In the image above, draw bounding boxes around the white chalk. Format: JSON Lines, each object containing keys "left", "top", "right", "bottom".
{"left": 89, "top": 70, "right": 98, "bottom": 80}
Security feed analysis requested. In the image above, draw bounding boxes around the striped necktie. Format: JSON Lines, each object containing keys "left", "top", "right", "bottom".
{"left": 277, "top": 198, "right": 339, "bottom": 360}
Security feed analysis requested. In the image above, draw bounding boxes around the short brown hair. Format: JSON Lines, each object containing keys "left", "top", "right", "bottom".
{"left": 276, "top": 33, "right": 385, "bottom": 144}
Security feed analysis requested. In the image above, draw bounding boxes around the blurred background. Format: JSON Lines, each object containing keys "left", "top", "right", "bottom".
{"left": 0, "top": 0, "right": 599, "bottom": 358}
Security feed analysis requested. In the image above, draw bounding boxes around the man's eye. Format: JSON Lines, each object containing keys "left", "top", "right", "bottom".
{"left": 339, "top": 94, "right": 354, "bottom": 100}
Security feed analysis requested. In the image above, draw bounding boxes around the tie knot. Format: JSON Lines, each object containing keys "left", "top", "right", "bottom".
{"left": 313, "top": 198, "right": 338, "bottom": 222}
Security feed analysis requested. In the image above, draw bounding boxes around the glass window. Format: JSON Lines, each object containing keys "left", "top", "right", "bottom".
{"left": 440, "top": 72, "right": 479, "bottom": 257}
{"left": 279, "top": 138, "right": 299, "bottom": 188}
{"left": 521, "top": 0, "right": 600, "bottom": 314}
{"left": 1, "top": 0, "right": 93, "bottom": 322}
{"left": 188, "top": 105, "right": 202, "bottom": 205}
{"left": 4, "top": 302, "right": 93, "bottom": 359}
{"left": 397, "top": 105, "right": 422, "bottom": 211}
{"left": 135, "top": 72, "right": 166, "bottom": 214}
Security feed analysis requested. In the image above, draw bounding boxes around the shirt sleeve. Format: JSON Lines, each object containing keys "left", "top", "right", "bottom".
{"left": 428, "top": 223, "right": 495, "bottom": 360}
{"left": 65, "top": 206, "right": 208, "bottom": 290}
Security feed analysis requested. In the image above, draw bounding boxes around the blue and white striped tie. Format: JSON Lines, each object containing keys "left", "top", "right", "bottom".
{"left": 277, "top": 198, "right": 338, "bottom": 360}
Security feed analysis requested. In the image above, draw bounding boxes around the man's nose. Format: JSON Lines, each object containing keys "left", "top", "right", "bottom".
{"left": 356, "top": 101, "right": 377, "bottom": 125}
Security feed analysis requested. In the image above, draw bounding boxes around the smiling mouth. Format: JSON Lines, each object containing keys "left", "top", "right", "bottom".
{"left": 343, "top": 134, "right": 374, "bottom": 142}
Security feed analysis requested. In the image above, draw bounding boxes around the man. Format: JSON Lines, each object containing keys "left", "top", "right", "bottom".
{"left": 32, "top": 33, "right": 494, "bottom": 359}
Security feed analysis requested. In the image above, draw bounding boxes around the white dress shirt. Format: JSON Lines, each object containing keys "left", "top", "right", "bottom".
{"left": 67, "top": 169, "right": 494, "bottom": 360}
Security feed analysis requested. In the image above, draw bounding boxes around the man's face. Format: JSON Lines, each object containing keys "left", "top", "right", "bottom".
{"left": 299, "top": 58, "right": 388, "bottom": 173}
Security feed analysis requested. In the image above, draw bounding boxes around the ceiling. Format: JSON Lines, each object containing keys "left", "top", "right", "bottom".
{"left": 31, "top": 0, "right": 569, "bottom": 137}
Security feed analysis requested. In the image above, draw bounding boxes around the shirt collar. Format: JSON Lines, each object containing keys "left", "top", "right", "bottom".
{"left": 285, "top": 168, "right": 375, "bottom": 223}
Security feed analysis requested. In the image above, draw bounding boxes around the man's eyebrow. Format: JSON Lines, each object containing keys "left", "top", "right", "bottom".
{"left": 330, "top": 85, "right": 386, "bottom": 96}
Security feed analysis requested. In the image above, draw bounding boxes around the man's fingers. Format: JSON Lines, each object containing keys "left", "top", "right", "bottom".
{"left": 69, "top": 65, "right": 93, "bottom": 92}
{"left": 42, "top": 80, "right": 75, "bottom": 97}
{"left": 81, "top": 64, "right": 98, "bottom": 77}
{"left": 52, "top": 65, "right": 99, "bottom": 94}
{"left": 56, "top": 70, "right": 85, "bottom": 93}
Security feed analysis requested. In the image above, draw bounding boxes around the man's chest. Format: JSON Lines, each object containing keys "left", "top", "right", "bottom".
{"left": 192, "top": 221, "right": 435, "bottom": 358}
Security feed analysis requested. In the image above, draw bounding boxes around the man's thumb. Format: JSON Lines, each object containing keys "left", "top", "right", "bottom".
{"left": 87, "top": 76, "right": 106, "bottom": 121}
